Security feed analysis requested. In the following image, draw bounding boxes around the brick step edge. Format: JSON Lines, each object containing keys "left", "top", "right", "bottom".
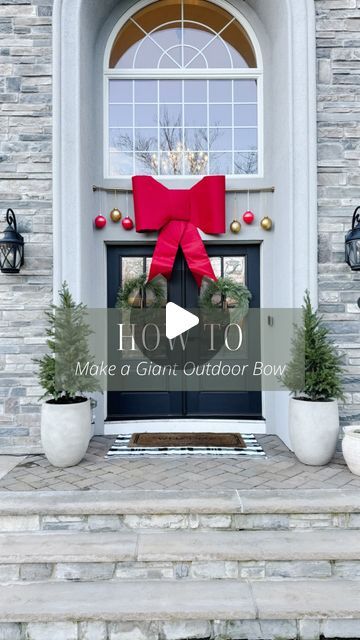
{"left": 2, "top": 618, "right": 360, "bottom": 640}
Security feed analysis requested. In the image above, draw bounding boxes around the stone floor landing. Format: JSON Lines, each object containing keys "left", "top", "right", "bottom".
{"left": 0, "top": 435, "right": 358, "bottom": 492}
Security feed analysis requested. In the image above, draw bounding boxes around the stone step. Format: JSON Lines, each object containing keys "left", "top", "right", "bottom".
{"left": 0, "top": 529, "right": 359, "bottom": 583}
{"left": 1, "top": 528, "right": 360, "bottom": 563}
{"left": 0, "top": 579, "right": 359, "bottom": 624}
{"left": 0, "top": 489, "right": 359, "bottom": 532}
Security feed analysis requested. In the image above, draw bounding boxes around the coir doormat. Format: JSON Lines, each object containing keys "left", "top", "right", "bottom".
{"left": 106, "top": 433, "right": 265, "bottom": 458}
{"left": 129, "top": 432, "right": 246, "bottom": 448}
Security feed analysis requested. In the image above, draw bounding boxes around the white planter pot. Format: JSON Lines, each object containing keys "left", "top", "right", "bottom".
{"left": 342, "top": 426, "right": 360, "bottom": 476}
{"left": 41, "top": 398, "right": 91, "bottom": 468}
{"left": 289, "top": 397, "right": 339, "bottom": 466}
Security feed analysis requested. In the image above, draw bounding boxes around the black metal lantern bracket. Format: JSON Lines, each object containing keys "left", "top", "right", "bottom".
{"left": 0, "top": 209, "right": 25, "bottom": 274}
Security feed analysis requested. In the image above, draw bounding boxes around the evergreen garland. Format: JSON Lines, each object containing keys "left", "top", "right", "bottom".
{"left": 200, "top": 277, "right": 252, "bottom": 317}
{"left": 34, "top": 282, "right": 101, "bottom": 403}
{"left": 282, "top": 290, "right": 344, "bottom": 401}
{"left": 116, "top": 273, "right": 166, "bottom": 309}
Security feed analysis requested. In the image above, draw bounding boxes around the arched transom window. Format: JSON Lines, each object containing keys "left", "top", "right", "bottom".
{"left": 104, "top": 0, "right": 262, "bottom": 177}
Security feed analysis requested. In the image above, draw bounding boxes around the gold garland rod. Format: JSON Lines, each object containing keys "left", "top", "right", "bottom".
{"left": 92, "top": 184, "right": 275, "bottom": 194}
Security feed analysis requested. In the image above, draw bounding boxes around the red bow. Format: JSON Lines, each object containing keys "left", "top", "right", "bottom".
{"left": 132, "top": 176, "right": 225, "bottom": 287}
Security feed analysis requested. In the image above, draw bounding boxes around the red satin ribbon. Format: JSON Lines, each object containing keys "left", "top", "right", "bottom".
{"left": 132, "top": 176, "right": 225, "bottom": 287}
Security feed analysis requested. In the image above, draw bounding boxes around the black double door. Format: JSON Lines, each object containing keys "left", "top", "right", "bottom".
{"left": 107, "top": 244, "right": 261, "bottom": 421}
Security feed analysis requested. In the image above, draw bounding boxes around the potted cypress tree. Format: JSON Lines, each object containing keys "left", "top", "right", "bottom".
{"left": 35, "top": 283, "right": 100, "bottom": 467}
{"left": 283, "top": 291, "right": 343, "bottom": 466}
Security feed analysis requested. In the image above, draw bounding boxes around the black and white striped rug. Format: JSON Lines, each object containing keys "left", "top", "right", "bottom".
{"left": 106, "top": 434, "right": 265, "bottom": 458}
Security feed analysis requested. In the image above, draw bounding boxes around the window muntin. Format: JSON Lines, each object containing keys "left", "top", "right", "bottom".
{"left": 109, "top": 78, "right": 258, "bottom": 176}
{"left": 105, "top": 0, "right": 261, "bottom": 178}
{"left": 109, "top": 0, "right": 256, "bottom": 69}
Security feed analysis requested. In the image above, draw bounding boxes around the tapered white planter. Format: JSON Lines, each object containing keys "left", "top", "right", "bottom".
{"left": 342, "top": 426, "right": 360, "bottom": 476}
{"left": 41, "top": 398, "right": 91, "bottom": 468}
{"left": 289, "top": 398, "right": 339, "bottom": 466}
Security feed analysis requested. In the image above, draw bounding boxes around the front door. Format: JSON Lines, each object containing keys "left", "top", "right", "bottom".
{"left": 107, "top": 244, "right": 261, "bottom": 420}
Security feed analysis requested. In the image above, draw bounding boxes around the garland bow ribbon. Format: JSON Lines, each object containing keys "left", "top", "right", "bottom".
{"left": 132, "top": 175, "right": 225, "bottom": 287}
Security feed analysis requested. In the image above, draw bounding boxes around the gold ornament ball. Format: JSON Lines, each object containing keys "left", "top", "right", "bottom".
{"left": 230, "top": 219, "right": 241, "bottom": 234}
{"left": 260, "top": 216, "right": 273, "bottom": 231}
{"left": 110, "top": 208, "right": 122, "bottom": 223}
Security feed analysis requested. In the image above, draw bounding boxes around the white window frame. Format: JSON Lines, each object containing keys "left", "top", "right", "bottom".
{"left": 103, "top": 0, "right": 264, "bottom": 183}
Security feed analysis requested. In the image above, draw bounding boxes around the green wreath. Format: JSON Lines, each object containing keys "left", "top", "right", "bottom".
{"left": 116, "top": 273, "right": 166, "bottom": 309}
{"left": 200, "top": 277, "right": 252, "bottom": 316}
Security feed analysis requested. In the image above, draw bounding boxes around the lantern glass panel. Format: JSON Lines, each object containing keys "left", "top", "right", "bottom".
{"left": 348, "top": 239, "right": 360, "bottom": 270}
{"left": 0, "top": 242, "right": 22, "bottom": 273}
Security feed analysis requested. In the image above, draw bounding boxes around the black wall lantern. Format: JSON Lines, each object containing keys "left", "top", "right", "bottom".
{"left": 345, "top": 206, "right": 360, "bottom": 271}
{"left": 0, "top": 209, "right": 24, "bottom": 274}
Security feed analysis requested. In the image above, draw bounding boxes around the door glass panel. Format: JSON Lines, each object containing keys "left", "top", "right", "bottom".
{"left": 210, "top": 257, "right": 222, "bottom": 278}
{"left": 146, "top": 258, "right": 168, "bottom": 306}
{"left": 121, "top": 257, "right": 143, "bottom": 285}
{"left": 120, "top": 257, "right": 168, "bottom": 308}
{"left": 200, "top": 255, "right": 246, "bottom": 306}
{"left": 223, "top": 256, "right": 245, "bottom": 283}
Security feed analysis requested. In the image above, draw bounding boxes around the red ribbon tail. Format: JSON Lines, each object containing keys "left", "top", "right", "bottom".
{"left": 147, "top": 221, "right": 183, "bottom": 282}
{"left": 180, "top": 223, "right": 217, "bottom": 288}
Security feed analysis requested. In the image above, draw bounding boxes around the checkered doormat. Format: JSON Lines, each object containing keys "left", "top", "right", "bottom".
{"left": 106, "top": 434, "right": 265, "bottom": 458}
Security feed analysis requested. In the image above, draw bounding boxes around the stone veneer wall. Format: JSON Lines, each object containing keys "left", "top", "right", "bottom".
{"left": 316, "top": 0, "right": 360, "bottom": 427}
{"left": 0, "top": 0, "right": 52, "bottom": 453}
{"left": 0, "top": 0, "right": 359, "bottom": 452}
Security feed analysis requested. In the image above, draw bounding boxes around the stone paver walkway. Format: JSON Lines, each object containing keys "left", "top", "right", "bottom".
{"left": 0, "top": 436, "right": 359, "bottom": 492}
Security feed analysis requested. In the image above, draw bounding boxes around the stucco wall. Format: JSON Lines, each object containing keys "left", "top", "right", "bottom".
{"left": 0, "top": 0, "right": 358, "bottom": 452}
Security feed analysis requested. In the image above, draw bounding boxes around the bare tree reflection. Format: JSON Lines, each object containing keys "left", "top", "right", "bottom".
{"left": 112, "top": 109, "right": 257, "bottom": 175}
{"left": 234, "top": 151, "right": 257, "bottom": 175}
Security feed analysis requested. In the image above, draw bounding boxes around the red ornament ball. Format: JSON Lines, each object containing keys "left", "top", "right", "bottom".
{"left": 94, "top": 215, "right": 106, "bottom": 229}
{"left": 243, "top": 210, "right": 255, "bottom": 225}
{"left": 122, "top": 216, "right": 134, "bottom": 231}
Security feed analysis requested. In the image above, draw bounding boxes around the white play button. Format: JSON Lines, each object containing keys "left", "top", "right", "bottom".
{"left": 165, "top": 302, "right": 199, "bottom": 340}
